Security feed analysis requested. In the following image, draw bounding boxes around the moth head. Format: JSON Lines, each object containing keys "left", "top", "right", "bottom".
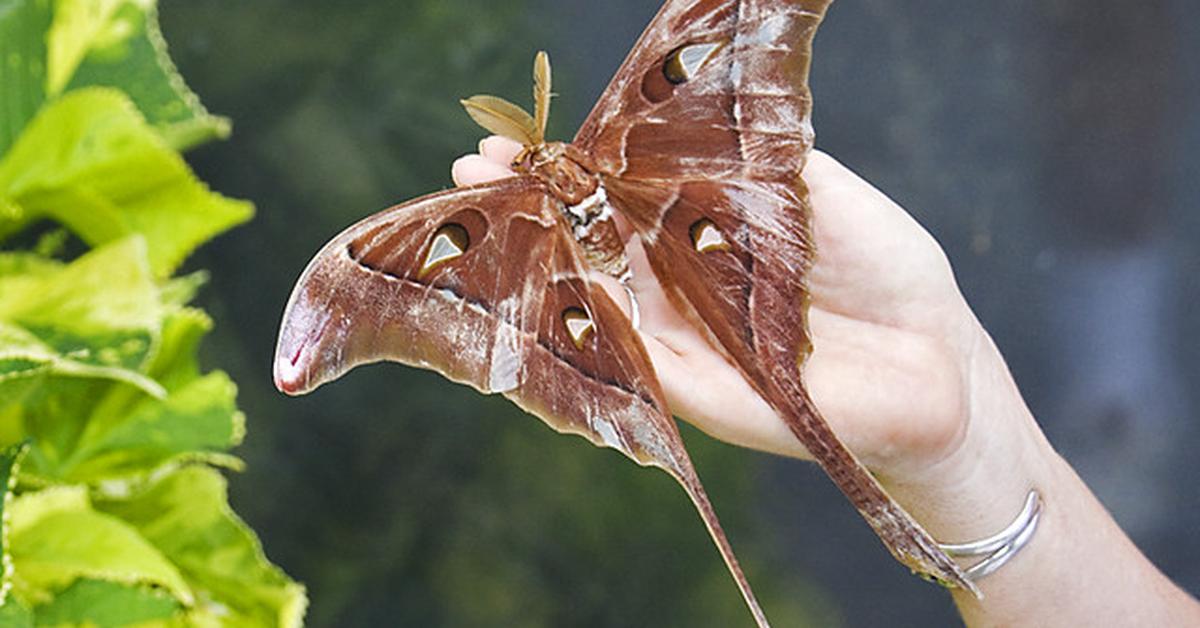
{"left": 460, "top": 50, "right": 554, "bottom": 164}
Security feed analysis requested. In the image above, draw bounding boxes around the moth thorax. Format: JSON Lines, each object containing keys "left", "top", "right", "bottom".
{"left": 565, "top": 186, "right": 628, "bottom": 277}
{"left": 530, "top": 144, "right": 598, "bottom": 206}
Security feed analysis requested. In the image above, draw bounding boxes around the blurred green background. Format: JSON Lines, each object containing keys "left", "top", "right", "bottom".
{"left": 155, "top": 1, "right": 1200, "bottom": 626}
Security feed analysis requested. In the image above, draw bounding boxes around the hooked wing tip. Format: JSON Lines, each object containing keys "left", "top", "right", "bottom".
{"left": 273, "top": 327, "right": 316, "bottom": 396}
{"left": 272, "top": 344, "right": 309, "bottom": 396}
{"left": 273, "top": 297, "right": 336, "bottom": 397}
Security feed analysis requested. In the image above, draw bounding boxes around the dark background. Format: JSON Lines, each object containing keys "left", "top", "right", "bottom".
{"left": 159, "top": 1, "right": 1200, "bottom": 626}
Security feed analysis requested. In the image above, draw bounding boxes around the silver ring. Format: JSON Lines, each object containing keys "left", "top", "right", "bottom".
{"left": 938, "top": 489, "right": 1043, "bottom": 582}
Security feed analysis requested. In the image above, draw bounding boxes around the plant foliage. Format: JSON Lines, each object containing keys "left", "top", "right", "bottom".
{"left": 0, "top": 0, "right": 303, "bottom": 625}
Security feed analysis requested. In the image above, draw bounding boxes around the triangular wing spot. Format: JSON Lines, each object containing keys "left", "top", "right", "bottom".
{"left": 561, "top": 306, "right": 596, "bottom": 349}
{"left": 664, "top": 41, "right": 729, "bottom": 84}
{"left": 689, "top": 218, "right": 731, "bottom": 253}
{"left": 419, "top": 223, "right": 470, "bottom": 277}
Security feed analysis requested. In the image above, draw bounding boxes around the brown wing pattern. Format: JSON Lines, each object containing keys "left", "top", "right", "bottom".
{"left": 275, "top": 177, "right": 674, "bottom": 462}
{"left": 575, "top": 0, "right": 828, "bottom": 183}
{"left": 609, "top": 175, "right": 974, "bottom": 590}
{"left": 579, "top": 0, "right": 977, "bottom": 592}
{"left": 274, "top": 176, "right": 771, "bottom": 625}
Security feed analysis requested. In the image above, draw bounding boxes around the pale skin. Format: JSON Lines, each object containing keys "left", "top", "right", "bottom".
{"left": 454, "top": 135, "right": 1200, "bottom": 626}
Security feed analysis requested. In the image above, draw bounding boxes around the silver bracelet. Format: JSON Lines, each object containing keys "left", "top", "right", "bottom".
{"left": 938, "top": 489, "right": 1043, "bottom": 581}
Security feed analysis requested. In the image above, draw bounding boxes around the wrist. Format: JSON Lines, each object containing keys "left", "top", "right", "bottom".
{"left": 879, "top": 320, "right": 1200, "bottom": 623}
{"left": 879, "top": 320, "right": 1055, "bottom": 553}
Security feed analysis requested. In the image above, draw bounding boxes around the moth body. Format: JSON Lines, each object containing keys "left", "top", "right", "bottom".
{"left": 524, "top": 141, "right": 629, "bottom": 277}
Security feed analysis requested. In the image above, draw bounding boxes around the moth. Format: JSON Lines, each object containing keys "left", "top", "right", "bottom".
{"left": 274, "top": 0, "right": 976, "bottom": 624}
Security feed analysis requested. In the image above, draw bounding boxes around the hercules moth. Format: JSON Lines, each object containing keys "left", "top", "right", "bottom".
{"left": 274, "top": 1, "right": 976, "bottom": 625}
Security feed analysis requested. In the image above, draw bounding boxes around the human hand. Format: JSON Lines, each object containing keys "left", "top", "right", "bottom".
{"left": 453, "top": 136, "right": 983, "bottom": 480}
{"left": 453, "top": 137, "right": 1200, "bottom": 625}
{"left": 454, "top": 136, "right": 1200, "bottom": 626}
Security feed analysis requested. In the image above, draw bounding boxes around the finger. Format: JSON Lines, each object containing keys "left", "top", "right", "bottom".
{"left": 622, "top": 237, "right": 674, "bottom": 329}
{"left": 478, "top": 135, "right": 524, "bottom": 166}
{"left": 588, "top": 270, "right": 632, "bottom": 318}
{"left": 640, "top": 332, "right": 811, "bottom": 459}
{"left": 451, "top": 154, "right": 516, "bottom": 187}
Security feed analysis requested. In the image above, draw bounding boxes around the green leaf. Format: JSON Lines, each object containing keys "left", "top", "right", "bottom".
{"left": 96, "top": 467, "right": 307, "bottom": 627}
{"left": 33, "top": 578, "right": 180, "bottom": 627}
{"left": 0, "top": 323, "right": 52, "bottom": 382}
{"left": 0, "top": 238, "right": 159, "bottom": 355}
{"left": 55, "top": 308, "right": 244, "bottom": 484}
{"left": 0, "top": 324, "right": 160, "bottom": 397}
{"left": 44, "top": 0, "right": 126, "bottom": 97}
{"left": 66, "top": 1, "right": 231, "bottom": 151}
{"left": 144, "top": 307, "right": 209, "bottom": 388}
{"left": 1, "top": 3, "right": 300, "bottom": 623}
{"left": 0, "top": 249, "right": 59, "bottom": 278}
{"left": 64, "top": 371, "right": 245, "bottom": 482}
{"left": 0, "top": 254, "right": 243, "bottom": 482}
{"left": 9, "top": 486, "right": 193, "bottom": 606}
{"left": 160, "top": 270, "right": 208, "bottom": 309}
{"left": 0, "top": 240, "right": 164, "bottom": 478}
{"left": 0, "top": 442, "right": 28, "bottom": 607}
{"left": 0, "top": 0, "right": 51, "bottom": 156}
{"left": 0, "top": 88, "right": 253, "bottom": 276}
{"left": 0, "top": 238, "right": 162, "bottom": 392}
{"left": 0, "top": 241, "right": 189, "bottom": 474}
{"left": 0, "top": 597, "right": 33, "bottom": 628}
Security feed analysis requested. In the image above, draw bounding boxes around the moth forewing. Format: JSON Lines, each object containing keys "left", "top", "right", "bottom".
{"left": 570, "top": 0, "right": 977, "bottom": 597}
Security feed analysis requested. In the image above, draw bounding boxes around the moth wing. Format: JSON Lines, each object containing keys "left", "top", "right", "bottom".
{"left": 274, "top": 175, "right": 771, "bottom": 624}
{"left": 273, "top": 177, "right": 664, "bottom": 450}
{"left": 573, "top": 0, "right": 976, "bottom": 592}
{"left": 606, "top": 174, "right": 974, "bottom": 591}
{"left": 573, "top": 0, "right": 831, "bottom": 183}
